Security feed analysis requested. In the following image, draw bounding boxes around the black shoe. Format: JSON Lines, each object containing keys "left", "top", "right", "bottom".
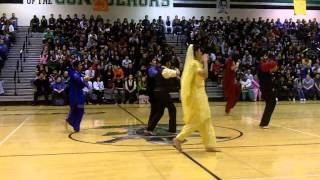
{"left": 143, "top": 130, "right": 154, "bottom": 136}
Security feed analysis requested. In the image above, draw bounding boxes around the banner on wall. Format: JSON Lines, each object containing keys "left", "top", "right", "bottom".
{"left": 294, "top": 0, "right": 307, "bottom": 15}
{"left": 93, "top": 0, "right": 108, "bottom": 11}
{"left": 0, "top": 0, "right": 22, "bottom": 3}
{"left": 217, "top": 0, "right": 230, "bottom": 14}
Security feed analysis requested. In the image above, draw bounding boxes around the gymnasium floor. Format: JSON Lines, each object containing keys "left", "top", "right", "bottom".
{"left": 0, "top": 102, "right": 320, "bottom": 180}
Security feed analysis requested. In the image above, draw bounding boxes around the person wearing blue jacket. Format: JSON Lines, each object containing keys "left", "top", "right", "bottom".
{"left": 66, "top": 60, "right": 91, "bottom": 132}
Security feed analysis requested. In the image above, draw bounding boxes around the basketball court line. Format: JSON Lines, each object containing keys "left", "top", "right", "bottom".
{"left": 233, "top": 174, "right": 320, "bottom": 180}
{"left": 0, "top": 116, "right": 30, "bottom": 146}
{"left": 2, "top": 140, "right": 320, "bottom": 159}
{"left": 118, "top": 105, "right": 223, "bottom": 180}
{"left": 1, "top": 101, "right": 319, "bottom": 112}
{"left": 223, "top": 151, "right": 269, "bottom": 177}
{"left": 270, "top": 123, "right": 320, "bottom": 138}
{"left": 252, "top": 116, "right": 320, "bottom": 139}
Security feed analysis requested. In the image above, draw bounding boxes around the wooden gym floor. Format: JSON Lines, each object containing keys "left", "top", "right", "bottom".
{"left": 0, "top": 102, "right": 320, "bottom": 180}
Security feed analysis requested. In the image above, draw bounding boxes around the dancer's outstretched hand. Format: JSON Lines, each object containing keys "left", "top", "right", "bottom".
{"left": 84, "top": 76, "right": 91, "bottom": 81}
{"left": 202, "top": 54, "right": 209, "bottom": 64}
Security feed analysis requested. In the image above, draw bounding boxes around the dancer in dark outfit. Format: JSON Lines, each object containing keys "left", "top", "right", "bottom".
{"left": 258, "top": 57, "right": 278, "bottom": 128}
{"left": 145, "top": 59, "right": 180, "bottom": 135}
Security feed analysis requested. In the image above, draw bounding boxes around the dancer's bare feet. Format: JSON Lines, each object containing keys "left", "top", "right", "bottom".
{"left": 173, "top": 138, "right": 183, "bottom": 152}
{"left": 205, "top": 147, "right": 221, "bottom": 152}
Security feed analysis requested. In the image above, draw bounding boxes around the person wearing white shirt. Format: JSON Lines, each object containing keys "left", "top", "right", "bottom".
{"left": 83, "top": 81, "right": 93, "bottom": 104}
{"left": 240, "top": 75, "right": 254, "bottom": 101}
{"left": 93, "top": 77, "right": 104, "bottom": 104}
{"left": 85, "top": 66, "right": 95, "bottom": 78}
{"left": 242, "top": 50, "right": 253, "bottom": 67}
{"left": 122, "top": 56, "right": 132, "bottom": 69}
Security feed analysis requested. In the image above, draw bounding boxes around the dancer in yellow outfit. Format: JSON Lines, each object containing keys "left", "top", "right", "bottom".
{"left": 173, "top": 44, "right": 219, "bottom": 152}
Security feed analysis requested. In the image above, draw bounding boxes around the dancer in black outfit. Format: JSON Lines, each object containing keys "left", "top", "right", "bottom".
{"left": 258, "top": 57, "right": 278, "bottom": 128}
{"left": 145, "top": 59, "right": 180, "bottom": 135}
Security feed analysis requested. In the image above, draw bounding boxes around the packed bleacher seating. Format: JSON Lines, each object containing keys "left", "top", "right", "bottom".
{"left": 32, "top": 14, "right": 181, "bottom": 105}
{"left": 0, "top": 13, "right": 17, "bottom": 70}
{"left": 172, "top": 16, "right": 320, "bottom": 102}
{"left": 32, "top": 14, "right": 320, "bottom": 105}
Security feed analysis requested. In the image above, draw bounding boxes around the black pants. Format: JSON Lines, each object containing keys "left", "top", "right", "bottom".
{"left": 124, "top": 91, "right": 137, "bottom": 104}
{"left": 93, "top": 90, "right": 104, "bottom": 104}
{"left": 260, "top": 91, "right": 277, "bottom": 127}
{"left": 147, "top": 91, "right": 176, "bottom": 133}
{"left": 33, "top": 91, "right": 49, "bottom": 104}
{"left": 52, "top": 91, "right": 66, "bottom": 102}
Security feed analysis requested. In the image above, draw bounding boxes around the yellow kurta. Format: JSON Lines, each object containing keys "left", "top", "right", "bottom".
{"left": 176, "top": 45, "right": 216, "bottom": 148}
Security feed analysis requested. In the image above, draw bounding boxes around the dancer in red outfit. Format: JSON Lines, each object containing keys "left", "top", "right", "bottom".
{"left": 223, "top": 56, "right": 241, "bottom": 115}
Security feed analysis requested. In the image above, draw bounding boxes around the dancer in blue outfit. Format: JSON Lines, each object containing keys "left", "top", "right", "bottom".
{"left": 66, "top": 60, "right": 91, "bottom": 132}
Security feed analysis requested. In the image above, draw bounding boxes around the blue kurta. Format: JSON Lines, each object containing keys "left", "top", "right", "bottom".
{"left": 67, "top": 68, "right": 87, "bottom": 132}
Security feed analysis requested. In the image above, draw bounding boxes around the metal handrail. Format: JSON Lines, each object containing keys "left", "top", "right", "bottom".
{"left": 14, "top": 70, "right": 17, "bottom": 95}
{"left": 16, "top": 59, "right": 20, "bottom": 83}
{"left": 20, "top": 48, "right": 23, "bottom": 73}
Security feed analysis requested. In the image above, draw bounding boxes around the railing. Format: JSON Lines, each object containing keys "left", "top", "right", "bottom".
{"left": 13, "top": 27, "right": 31, "bottom": 95}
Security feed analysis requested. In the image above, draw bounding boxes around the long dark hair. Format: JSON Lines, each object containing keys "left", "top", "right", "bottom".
{"left": 193, "top": 44, "right": 204, "bottom": 57}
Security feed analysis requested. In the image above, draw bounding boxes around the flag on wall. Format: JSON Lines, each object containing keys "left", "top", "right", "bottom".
{"left": 93, "top": 0, "right": 108, "bottom": 11}
{"left": 294, "top": 0, "right": 307, "bottom": 15}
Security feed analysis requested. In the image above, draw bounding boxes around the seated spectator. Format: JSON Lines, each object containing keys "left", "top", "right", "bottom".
{"left": 51, "top": 76, "right": 66, "bottom": 105}
{"left": 103, "top": 65, "right": 114, "bottom": 89}
{"left": 36, "top": 63, "right": 47, "bottom": 75}
{"left": 137, "top": 75, "right": 149, "bottom": 104}
{"left": 210, "top": 60, "right": 221, "bottom": 82}
{"left": 251, "top": 75, "right": 261, "bottom": 101}
{"left": 5, "top": 20, "right": 15, "bottom": 44}
{"left": 39, "top": 49, "right": 49, "bottom": 65}
{"left": 294, "top": 76, "right": 306, "bottom": 101}
{"left": 125, "top": 62, "right": 135, "bottom": 77}
{"left": 114, "top": 65, "right": 125, "bottom": 80}
{"left": 303, "top": 74, "right": 315, "bottom": 100}
{"left": 30, "top": 15, "right": 40, "bottom": 32}
{"left": 172, "top": 15, "right": 181, "bottom": 35}
{"left": 242, "top": 50, "right": 253, "bottom": 68}
{"left": 9, "top": 13, "right": 18, "bottom": 30}
{"left": 83, "top": 80, "right": 93, "bottom": 105}
{"left": 85, "top": 66, "right": 95, "bottom": 79}
{"left": 32, "top": 72, "right": 50, "bottom": 105}
{"left": 93, "top": 76, "right": 104, "bottom": 104}
{"left": 124, "top": 74, "right": 137, "bottom": 104}
{"left": 40, "top": 15, "right": 48, "bottom": 32}
{"left": 165, "top": 16, "right": 171, "bottom": 33}
{"left": 137, "top": 74, "right": 147, "bottom": 95}
{"left": 240, "top": 75, "right": 254, "bottom": 101}
{"left": 114, "top": 74, "right": 124, "bottom": 104}
{"left": 0, "top": 80, "right": 4, "bottom": 95}
{"left": 287, "top": 77, "right": 295, "bottom": 101}
{"left": 276, "top": 76, "right": 291, "bottom": 101}
{"left": 122, "top": 56, "right": 132, "bottom": 69}
{"left": 49, "top": 69, "right": 59, "bottom": 84}
{"left": 48, "top": 14, "right": 55, "bottom": 30}
{"left": 0, "top": 39, "right": 8, "bottom": 62}
{"left": 314, "top": 74, "right": 320, "bottom": 99}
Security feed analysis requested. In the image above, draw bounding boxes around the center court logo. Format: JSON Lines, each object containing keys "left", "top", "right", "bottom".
{"left": 69, "top": 124, "right": 243, "bottom": 145}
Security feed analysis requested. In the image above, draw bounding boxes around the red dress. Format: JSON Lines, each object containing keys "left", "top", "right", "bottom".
{"left": 223, "top": 58, "right": 241, "bottom": 114}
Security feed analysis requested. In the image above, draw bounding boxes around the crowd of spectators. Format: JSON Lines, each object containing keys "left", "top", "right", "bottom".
{"left": 0, "top": 13, "right": 17, "bottom": 71}
{"left": 31, "top": 14, "right": 320, "bottom": 104}
{"left": 171, "top": 15, "right": 320, "bottom": 102}
{"left": 31, "top": 14, "right": 181, "bottom": 105}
